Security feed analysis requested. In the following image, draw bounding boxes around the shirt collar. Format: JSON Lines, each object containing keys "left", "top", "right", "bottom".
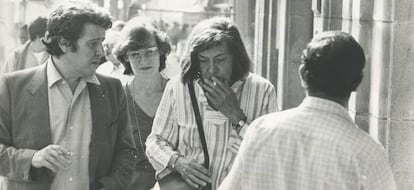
{"left": 299, "top": 96, "right": 351, "bottom": 119}
{"left": 230, "top": 72, "right": 251, "bottom": 92}
{"left": 46, "top": 57, "right": 101, "bottom": 88}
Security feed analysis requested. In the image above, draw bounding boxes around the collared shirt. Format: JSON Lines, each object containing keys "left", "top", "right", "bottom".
{"left": 146, "top": 73, "right": 277, "bottom": 189}
{"left": 46, "top": 58, "right": 100, "bottom": 190}
{"left": 219, "top": 96, "right": 397, "bottom": 190}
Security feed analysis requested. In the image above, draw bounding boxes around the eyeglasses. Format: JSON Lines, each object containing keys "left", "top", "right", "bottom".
{"left": 126, "top": 47, "right": 159, "bottom": 60}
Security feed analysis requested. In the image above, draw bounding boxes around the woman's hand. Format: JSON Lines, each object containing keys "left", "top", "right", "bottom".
{"left": 174, "top": 156, "right": 211, "bottom": 189}
{"left": 199, "top": 77, "right": 246, "bottom": 124}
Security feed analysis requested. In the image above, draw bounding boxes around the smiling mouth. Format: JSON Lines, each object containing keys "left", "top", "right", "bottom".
{"left": 140, "top": 67, "right": 152, "bottom": 70}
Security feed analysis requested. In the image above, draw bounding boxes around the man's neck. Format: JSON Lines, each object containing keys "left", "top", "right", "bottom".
{"left": 52, "top": 56, "right": 81, "bottom": 92}
{"left": 29, "top": 39, "right": 46, "bottom": 53}
{"left": 306, "top": 91, "right": 350, "bottom": 108}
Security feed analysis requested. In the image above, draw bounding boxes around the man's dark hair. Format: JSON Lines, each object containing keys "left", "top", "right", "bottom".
{"left": 182, "top": 17, "right": 251, "bottom": 84}
{"left": 28, "top": 17, "right": 47, "bottom": 41}
{"left": 43, "top": 1, "right": 112, "bottom": 57}
{"left": 301, "top": 31, "right": 365, "bottom": 98}
{"left": 112, "top": 16, "right": 171, "bottom": 75}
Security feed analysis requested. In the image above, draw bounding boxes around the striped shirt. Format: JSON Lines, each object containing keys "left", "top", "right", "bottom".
{"left": 219, "top": 96, "right": 397, "bottom": 190}
{"left": 146, "top": 72, "right": 277, "bottom": 189}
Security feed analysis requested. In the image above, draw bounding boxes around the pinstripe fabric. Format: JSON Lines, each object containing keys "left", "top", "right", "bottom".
{"left": 146, "top": 73, "right": 277, "bottom": 189}
{"left": 219, "top": 96, "right": 397, "bottom": 190}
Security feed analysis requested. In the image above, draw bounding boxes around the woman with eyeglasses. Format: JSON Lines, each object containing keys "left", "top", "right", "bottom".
{"left": 112, "top": 16, "right": 171, "bottom": 190}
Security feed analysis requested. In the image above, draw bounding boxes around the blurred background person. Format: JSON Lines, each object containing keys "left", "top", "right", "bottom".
{"left": 96, "top": 30, "right": 131, "bottom": 85}
{"left": 175, "top": 23, "right": 191, "bottom": 61}
{"left": 19, "top": 24, "right": 29, "bottom": 44}
{"left": 167, "top": 21, "right": 181, "bottom": 51}
{"left": 112, "top": 16, "right": 172, "bottom": 190}
{"left": 1, "top": 16, "right": 49, "bottom": 75}
{"left": 111, "top": 20, "right": 125, "bottom": 32}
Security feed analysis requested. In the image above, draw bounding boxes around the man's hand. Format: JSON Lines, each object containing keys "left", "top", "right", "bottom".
{"left": 174, "top": 156, "right": 211, "bottom": 189}
{"left": 31, "top": 145, "right": 73, "bottom": 173}
{"left": 200, "top": 77, "right": 246, "bottom": 124}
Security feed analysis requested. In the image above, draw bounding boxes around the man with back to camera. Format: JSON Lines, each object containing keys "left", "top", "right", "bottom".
{"left": 0, "top": 1, "right": 136, "bottom": 190}
{"left": 219, "top": 31, "right": 397, "bottom": 190}
{"left": 1, "top": 16, "right": 49, "bottom": 75}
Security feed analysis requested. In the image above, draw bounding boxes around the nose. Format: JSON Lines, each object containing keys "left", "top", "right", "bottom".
{"left": 96, "top": 43, "right": 105, "bottom": 56}
{"left": 207, "top": 60, "right": 218, "bottom": 75}
{"left": 139, "top": 55, "right": 151, "bottom": 65}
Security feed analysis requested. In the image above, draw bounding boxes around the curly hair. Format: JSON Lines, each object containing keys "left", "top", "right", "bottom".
{"left": 182, "top": 17, "right": 251, "bottom": 84}
{"left": 43, "top": 1, "right": 112, "bottom": 57}
{"left": 301, "top": 31, "right": 365, "bottom": 97}
{"left": 112, "top": 16, "right": 171, "bottom": 75}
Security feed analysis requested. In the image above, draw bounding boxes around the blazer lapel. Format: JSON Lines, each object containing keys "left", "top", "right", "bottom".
{"left": 27, "top": 64, "right": 52, "bottom": 149}
{"left": 88, "top": 81, "right": 110, "bottom": 143}
{"left": 87, "top": 80, "right": 111, "bottom": 181}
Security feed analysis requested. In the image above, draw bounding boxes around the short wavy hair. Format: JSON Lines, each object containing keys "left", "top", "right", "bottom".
{"left": 112, "top": 16, "right": 171, "bottom": 75}
{"left": 182, "top": 17, "right": 251, "bottom": 84}
{"left": 43, "top": 1, "right": 112, "bottom": 57}
{"left": 301, "top": 31, "right": 365, "bottom": 97}
{"left": 28, "top": 16, "right": 47, "bottom": 41}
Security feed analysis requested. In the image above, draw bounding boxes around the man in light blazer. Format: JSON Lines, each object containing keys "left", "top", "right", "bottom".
{"left": 0, "top": 1, "right": 136, "bottom": 190}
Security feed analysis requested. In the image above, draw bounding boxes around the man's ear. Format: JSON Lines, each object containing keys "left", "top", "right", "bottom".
{"left": 58, "top": 38, "right": 71, "bottom": 53}
{"left": 298, "top": 64, "right": 308, "bottom": 88}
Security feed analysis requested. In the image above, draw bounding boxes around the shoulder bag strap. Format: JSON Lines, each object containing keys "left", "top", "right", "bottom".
{"left": 187, "top": 82, "right": 209, "bottom": 168}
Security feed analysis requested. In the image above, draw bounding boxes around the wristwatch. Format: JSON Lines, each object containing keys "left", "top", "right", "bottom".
{"left": 233, "top": 116, "right": 247, "bottom": 129}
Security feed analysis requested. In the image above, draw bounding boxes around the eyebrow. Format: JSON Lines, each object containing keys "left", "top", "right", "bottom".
{"left": 88, "top": 37, "right": 105, "bottom": 42}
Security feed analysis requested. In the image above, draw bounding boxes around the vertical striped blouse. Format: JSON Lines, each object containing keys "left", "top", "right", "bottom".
{"left": 146, "top": 72, "right": 277, "bottom": 189}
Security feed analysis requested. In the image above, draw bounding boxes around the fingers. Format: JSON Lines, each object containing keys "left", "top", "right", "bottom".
{"left": 188, "top": 162, "right": 210, "bottom": 183}
{"left": 51, "top": 145, "right": 73, "bottom": 157}
{"left": 48, "top": 146, "right": 72, "bottom": 168}
{"left": 176, "top": 158, "right": 211, "bottom": 188}
{"left": 200, "top": 79, "right": 221, "bottom": 98}
{"left": 51, "top": 145, "right": 73, "bottom": 160}
{"left": 211, "top": 77, "right": 232, "bottom": 94}
{"left": 42, "top": 158, "right": 58, "bottom": 172}
{"left": 184, "top": 177, "right": 201, "bottom": 189}
{"left": 183, "top": 168, "right": 210, "bottom": 188}
{"left": 47, "top": 151, "right": 69, "bottom": 169}
{"left": 32, "top": 145, "right": 73, "bottom": 172}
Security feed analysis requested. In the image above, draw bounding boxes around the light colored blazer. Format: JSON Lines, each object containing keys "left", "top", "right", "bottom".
{"left": 0, "top": 41, "right": 49, "bottom": 75}
{"left": 0, "top": 63, "right": 137, "bottom": 190}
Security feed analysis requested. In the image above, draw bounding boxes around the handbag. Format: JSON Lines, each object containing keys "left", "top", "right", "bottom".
{"left": 158, "top": 82, "right": 211, "bottom": 190}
